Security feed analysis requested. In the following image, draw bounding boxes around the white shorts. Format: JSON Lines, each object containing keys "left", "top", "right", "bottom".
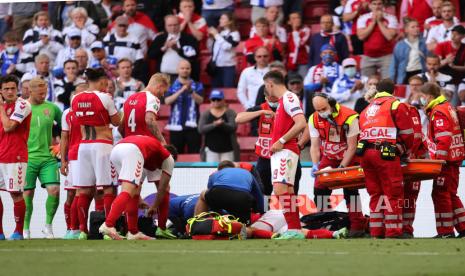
{"left": 64, "top": 160, "right": 77, "bottom": 190}
{"left": 73, "top": 142, "right": 116, "bottom": 187}
{"left": 271, "top": 149, "right": 299, "bottom": 185}
{"left": 111, "top": 143, "right": 174, "bottom": 185}
{"left": 0, "top": 162, "right": 27, "bottom": 192}
{"left": 251, "top": 210, "right": 288, "bottom": 234}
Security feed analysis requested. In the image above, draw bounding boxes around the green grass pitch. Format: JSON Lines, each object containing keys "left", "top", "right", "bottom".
{"left": 1, "top": 239, "right": 465, "bottom": 276}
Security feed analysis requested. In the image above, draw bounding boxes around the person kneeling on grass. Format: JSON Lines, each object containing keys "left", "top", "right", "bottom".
{"left": 248, "top": 209, "right": 348, "bottom": 239}
{"left": 99, "top": 135, "right": 177, "bottom": 240}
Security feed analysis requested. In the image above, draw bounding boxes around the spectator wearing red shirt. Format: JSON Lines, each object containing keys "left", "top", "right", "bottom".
{"left": 250, "top": 6, "right": 287, "bottom": 45}
{"left": 178, "top": 0, "right": 208, "bottom": 50}
{"left": 435, "top": 25, "right": 465, "bottom": 84}
{"left": 426, "top": 1, "right": 458, "bottom": 52}
{"left": 343, "top": 0, "right": 370, "bottom": 55}
{"left": 244, "top": 17, "right": 283, "bottom": 64}
{"left": 399, "top": 0, "right": 433, "bottom": 31}
{"left": 356, "top": 0, "right": 398, "bottom": 79}
{"left": 286, "top": 12, "right": 311, "bottom": 79}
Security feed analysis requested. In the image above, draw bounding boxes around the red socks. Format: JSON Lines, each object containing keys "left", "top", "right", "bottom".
{"left": 105, "top": 192, "right": 131, "bottom": 228}
{"left": 126, "top": 195, "right": 139, "bottom": 234}
{"left": 157, "top": 193, "right": 169, "bottom": 230}
{"left": 279, "top": 193, "right": 301, "bottom": 230}
{"left": 95, "top": 197, "right": 104, "bottom": 212}
{"left": 252, "top": 229, "right": 273, "bottom": 239}
{"left": 305, "top": 229, "right": 333, "bottom": 239}
{"left": 78, "top": 194, "right": 92, "bottom": 233}
{"left": 64, "top": 202, "right": 71, "bottom": 230}
{"left": 104, "top": 193, "right": 116, "bottom": 217}
{"left": 70, "top": 196, "right": 79, "bottom": 230}
{"left": 13, "top": 199, "right": 25, "bottom": 234}
{"left": 0, "top": 197, "right": 3, "bottom": 235}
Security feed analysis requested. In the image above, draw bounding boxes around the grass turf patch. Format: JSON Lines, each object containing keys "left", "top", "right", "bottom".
{"left": 1, "top": 239, "right": 465, "bottom": 276}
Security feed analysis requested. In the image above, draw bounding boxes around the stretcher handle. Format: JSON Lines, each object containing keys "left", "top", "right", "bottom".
{"left": 313, "top": 166, "right": 362, "bottom": 176}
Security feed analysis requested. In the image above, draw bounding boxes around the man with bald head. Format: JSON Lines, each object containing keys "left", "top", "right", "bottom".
{"left": 309, "top": 93, "right": 366, "bottom": 237}
{"left": 164, "top": 59, "right": 204, "bottom": 154}
{"left": 149, "top": 15, "right": 199, "bottom": 81}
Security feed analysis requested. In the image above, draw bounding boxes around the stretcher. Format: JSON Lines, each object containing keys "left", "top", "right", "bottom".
{"left": 314, "top": 159, "right": 446, "bottom": 190}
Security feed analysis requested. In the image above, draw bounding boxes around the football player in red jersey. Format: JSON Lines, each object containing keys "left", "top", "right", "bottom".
{"left": 70, "top": 68, "right": 120, "bottom": 240}
{"left": 99, "top": 135, "right": 176, "bottom": 240}
{"left": 0, "top": 75, "right": 32, "bottom": 240}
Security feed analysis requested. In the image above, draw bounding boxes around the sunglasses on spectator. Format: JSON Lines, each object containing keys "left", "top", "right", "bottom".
{"left": 289, "top": 81, "right": 302, "bottom": 85}
{"left": 211, "top": 98, "right": 222, "bottom": 102}
{"left": 255, "top": 55, "right": 269, "bottom": 58}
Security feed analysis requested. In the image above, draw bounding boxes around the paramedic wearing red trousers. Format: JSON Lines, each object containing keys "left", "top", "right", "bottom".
{"left": 402, "top": 104, "right": 425, "bottom": 238}
{"left": 309, "top": 93, "right": 366, "bottom": 236}
{"left": 359, "top": 79, "right": 414, "bottom": 238}
{"left": 420, "top": 83, "right": 465, "bottom": 238}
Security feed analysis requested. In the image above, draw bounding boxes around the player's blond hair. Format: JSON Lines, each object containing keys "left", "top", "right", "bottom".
{"left": 148, "top": 73, "right": 170, "bottom": 87}
{"left": 29, "top": 77, "right": 47, "bottom": 89}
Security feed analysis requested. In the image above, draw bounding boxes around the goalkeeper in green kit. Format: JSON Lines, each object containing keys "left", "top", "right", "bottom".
{"left": 23, "top": 78, "right": 62, "bottom": 239}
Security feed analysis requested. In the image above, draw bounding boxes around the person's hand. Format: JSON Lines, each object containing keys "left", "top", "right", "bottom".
{"left": 311, "top": 163, "right": 319, "bottom": 177}
{"left": 262, "top": 109, "right": 275, "bottom": 117}
{"left": 270, "top": 141, "right": 284, "bottom": 153}
{"left": 353, "top": 80, "right": 364, "bottom": 91}
{"left": 41, "top": 35, "right": 50, "bottom": 45}
{"left": 60, "top": 160, "right": 68, "bottom": 176}
{"left": 183, "top": 11, "right": 193, "bottom": 23}
{"left": 147, "top": 205, "right": 158, "bottom": 217}
{"left": 213, "top": 118, "right": 224, "bottom": 126}
{"left": 6, "top": 63, "right": 15, "bottom": 74}
{"left": 320, "top": 77, "right": 329, "bottom": 85}
{"left": 0, "top": 95, "right": 4, "bottom": 106}
{"left": 269, "top": 23, "right": 277, "bottom": 36}
{"left": 208, "top": 27, "right": 218, "bottom": 36}
{"left": 138, "top": 199, "right": 150, "bottom": 210}
{"left": 445, "top": 54, "right": 455, "bottom": 65}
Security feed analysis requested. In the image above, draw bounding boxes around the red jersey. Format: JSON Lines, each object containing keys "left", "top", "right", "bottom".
{"left": 244, "top": 35, "right": 283, "bottom": 61}
{"left": 62, "top": 108, "right": 81, "bottom": 161}
{"left": 435, "top": 41, "right": 458, "bottom": 59}
{"left": 178, "top": 13, "right": 208, "bottom": 50}
{"left": 0, "top": 98, "right": 31, "bottom": 163}
{"left": 357, "top": 12, "right": 398, "bottom": 57}
{"left": 122, "top": 91, "right": 161, "bottom": 138}
{"left": 71, "top": 91, "right": 118, "bottom": 127}
{"left": 287, "top": 26, "right": 311, "bottom": 71}
{"left": 271, "top": 91, "right": 303, "bottom": 155}
{"left": 256, "top": 103, "right": 275, "bottom": 159}
{"left": 118, "top": 135, "right": 171, "bottom": 171}
{"left": 344, "top": 0, "right": 370, "bottom": 35}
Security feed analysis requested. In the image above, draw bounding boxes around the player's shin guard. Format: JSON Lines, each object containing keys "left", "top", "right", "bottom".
{"left": 125, "top": 195, "right": 139, "bottom": 235}
{"left": 64, "top": 202, "right": 71, "bottom": 230}
{"left": 305, "top": 229, "right": 333, "bottom": 239}
{"left": 77, "top": 194, "right": 92, "bottom": 233}
{"left": 23, "top": 195, "right": 33, "bottom": 231}
{"left": 157, "top": 193, "right": 169, "bottom": 230}
{"left": 70, "top": 196, "right": 79, "bottom": 230}
{"left": 46, "top": 195, "right": 59, "bottom": 225}
{"left": 252, "top": 229, "right": 273, "bottom": 239}
{"left": 105, "top": 192, "right": 131, "bottom": 228}
{"left": 0, "top": 197, "right": 3, "bottom": 235}
{"left": 14, "top": 199, "right": 26, "bottom": 234}
{"left": 280, "top": 193, "right": 301, "bottom": 230}
{"left": 103, "top": 193, "right": 116, "bottom": 217}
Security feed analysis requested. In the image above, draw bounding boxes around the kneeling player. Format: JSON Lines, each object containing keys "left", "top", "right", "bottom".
{"left": 248, "top": 210, "right": 348, "bottom": 239}
{"left": 99, "top": 135, "right": 176, "bottom": 240}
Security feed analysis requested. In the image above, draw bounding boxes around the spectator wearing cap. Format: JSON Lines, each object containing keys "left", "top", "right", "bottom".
{"left": 89, "top": 41, "right": 118, "bottom": 79}
{"left": 237, "top": 47, "right": 271, "bottom": 110}
{"left": 308, "top": 14, "right": 350, "bottom": 67}
{"left": 53, "top": 28, "right": 83, "bottom": 77}
{"left": 178, "top": 0, "right": 209, "bottom": 50}
{"left": 304, "top": 44, "right": 343, "bottom": 94}
{"left": 288, "top": 73, "right": 314, "bottom": 120}
{"left": 165, "top": 59, "right": 204, "bottom": 154}
{"left": 198, "top": 89, "right": 239, "bottom": 162}
{"left": 108, "top": 0, "right": 157, "bottom": 55}
{"left": 330, "top": 57, "right": 366, "bottom": 107}
{"left": 426, "top": 1, "right": 458, "bottom": 52}
{"left": 201, "top": 0, "right": 234, "bottom": 27}
{"left": 62, "top": 7, "right": 99, "bottom": 49}
{"left": 149, "top": 15, "right": 200, "bottom": 81}
{"left": 208, "top": 12, "right": 240, "bottom": 88}
{"left": 0, "top": 32, "right": 34, "bottom": 78}
{"left": 244, "top": 17, "right": 283, "bottom": 64}
{"left": 286, "top": 12, "right": 311, "bottom": 79}
{"left": 356, "top": 0, "right": 397, "bottom": 79}
{"left": 389, "top": 18, "right": 428, "bottom": 84}
{"left": 53, "top": 59, "right": 86, "bottom": 110}
{"left": 436, "top": 25, "right": 465, "bottom": 84}
{"left": 22, "top": 11, "right": 63, "bottom": 66}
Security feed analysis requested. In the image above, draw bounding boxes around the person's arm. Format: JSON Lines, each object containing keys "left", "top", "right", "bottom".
{"left": 0, "top": 99, "right": 30, "bottom": 132}
{"left": 145, "top": 112, "right": 166, "bottom": 144}
{"left": 237, "top": 69, "right": 250, "bottom": 108}
{"left": 148, "top": 35, "right": 166, "bottom": 59}
{"left": 220, "top": 109, "right": 237, "bottom": 133}
{"left": 389, "top": 43, "right": 400, "bottom": 82}
{"left": 188, "top": 21, "right": 205, "bottom": 41}
{"left": 357, "top": 17, "right": 376, "bottom": 41}
{"left": 22, "top": 29, "right": 45, "bottom": 54}
{"left": 431, "top": 111, "right": 452, "bottom": 160}
{"left": 394, "top": 102, "right": 415, "bottom": 155}
{"left": 198, "top": 111, "right": 216, "bottom": 134}
{"left": 164, "top": 85, "right": 187, "bottom": 105}
{"left": 310, "top": 136, "right": 321, "bottom": 164}
{"left": 298, "top": 123, "right": 310, "bottom": 149}
{"left": 271, "top": 113, "right": 307, "bottom": 153}
{"left": 425, "top": 28, "right": 438, "bottom": 53}
{"left": 215, "top": 31, "right": 240, "bottom": 50}
{"left": 60, "top": 130, "right": 69, "bottom": 175}
{"left": 235, "top": 106, "right": 270, "bottom": 124}
{"left": 339, "top": 117, "right": 359, "bottom": 167}
{"left": 191, "top": 83, "right": 204, "bottom": 105}
{"left": 377, "top": 16, "right": 397, "bottom": 41}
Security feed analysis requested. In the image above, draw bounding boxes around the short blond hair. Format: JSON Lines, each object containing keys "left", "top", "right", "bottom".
{"left": 29, "top": 77, "right": 47, "bottom": 89}
{"left": 148, "top": 73, "right": 170, "bottom": 87}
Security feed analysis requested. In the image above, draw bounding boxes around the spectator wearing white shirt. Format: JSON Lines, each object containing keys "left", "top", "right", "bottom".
{"left": 208, "top": 12, "right": 240, "bottom": 88}
{"left": 330, "top": 57, "right": 366, "bottom": 108}
{"left": 250, "top": 0, "right": 283, "bottom": 24}
{"left": 115, "top": 58, "right": 144, "bottom": 108}
{"left": 237, "top": 47, "right": 270, "bottom": 109}
{"left": 250, "top": 6, "right": 287, "bottom": 44}
{"left": 74, "top": 48, "right": 89, "bottom": 76}
{"left": 426, "top": 1, "right": 458, "bottom": 52}
{"left": 28, "top": 54, "right": 56, "bottom": 102}
{"left": 202, "top": 0, "right": 234, "bottom": 27}
{"left": 458, "top": 78, "right": 465, "bottom": 104}
{"left": 53, "top": 28, "right": 83, "bottom": 78}
{"left": 22, "top": 11, "right": 63, "bottom": 66}
{"left": 62, "top": 7, "right": 99, "bottom": 49}
{"left": 54, "top": 59, "right": 85, "bottom": 110}
{"left": 418, "top": 54, "right": 456, "bottom": 103}
{"left": 103, "top": 16, "right": 143, "bottom": 63}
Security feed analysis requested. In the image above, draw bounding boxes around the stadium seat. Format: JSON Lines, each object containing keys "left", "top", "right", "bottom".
{"left": 199, "top": 103, "right": 210, "bottom": 114}
{"left": 177, "top": 154, "right": 201, "bottom": 162}
{"left": 235, "top": 7, "right": 252, "bottom": 21}
{"left": 394, "top": 85, "right": 407, "bottom": 99}
{"left": 237, "top": 123, "right": 251, "bottom": 137}
{"left": 237, "top": 136, "right": 257, "bottom": 151}
{"left": 310, "top": 24, "right": 321, "bottom": 34}
{"left": 228, "top": 103, "right": 245, "bottom": 113}
{"left": 221, "top": 88, "right": 239, "bottom": 103}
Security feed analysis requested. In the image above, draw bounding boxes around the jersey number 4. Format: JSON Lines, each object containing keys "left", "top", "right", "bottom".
{"left": 128, "top": 109, "right": 136, "bottom": 132}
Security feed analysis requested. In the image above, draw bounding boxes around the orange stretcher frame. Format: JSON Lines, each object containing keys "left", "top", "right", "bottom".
{"left": 314, "top": 159, "right": 446, "bottom": 190}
